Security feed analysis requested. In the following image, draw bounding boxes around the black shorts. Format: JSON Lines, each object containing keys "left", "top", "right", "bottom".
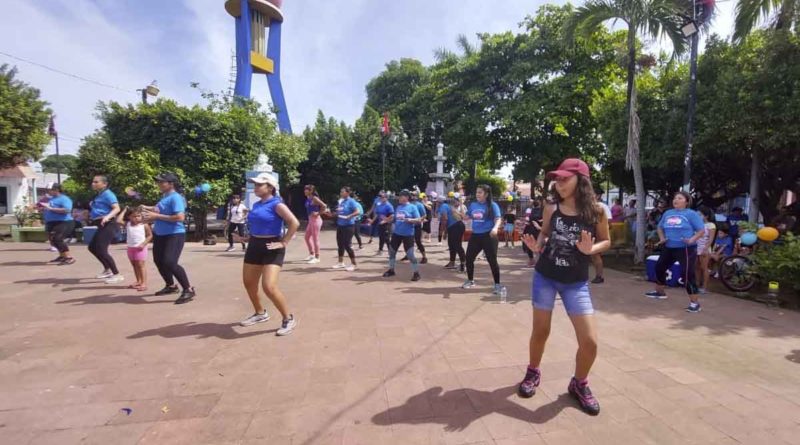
{"left": 390, "top": 234, "right": 415, "bottom": 252}
{"left": 422, "top": 221, "right": 431, "bottom": 233}
{"left": 244, "top": 237, "right": 285, "bottom": 266}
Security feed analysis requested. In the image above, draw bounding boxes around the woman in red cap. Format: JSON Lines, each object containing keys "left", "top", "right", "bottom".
{"left": 518, "top": 158, "right": 610, "bottom": 416}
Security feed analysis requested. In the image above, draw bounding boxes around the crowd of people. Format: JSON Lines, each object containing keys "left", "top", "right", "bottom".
{"left": 33, "top": 155, "right": 797, "bottom": 417}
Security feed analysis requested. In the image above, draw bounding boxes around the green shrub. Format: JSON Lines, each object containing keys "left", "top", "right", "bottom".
{"left": 753, "top": 233, "right": 800, "bottom": 292}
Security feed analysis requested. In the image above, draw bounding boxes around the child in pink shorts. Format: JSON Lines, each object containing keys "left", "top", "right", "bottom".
{"left": 117, "top": 207, "right": 153, "bottom": 291}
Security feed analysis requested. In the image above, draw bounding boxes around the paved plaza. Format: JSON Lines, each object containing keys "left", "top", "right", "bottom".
{"left": 1, "top": 230, "right": 799, "bottom": 445}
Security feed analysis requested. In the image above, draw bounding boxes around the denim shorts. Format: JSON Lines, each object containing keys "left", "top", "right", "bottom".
{"left": 532, "top": 271, "right": 594, "bottom": 315}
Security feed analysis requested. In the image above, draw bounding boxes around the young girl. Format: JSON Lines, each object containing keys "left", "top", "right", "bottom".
{"left": 303, "top": 185, "right": 327, "bottom": 263}
{"left": 695, "top": 206, "right": 717, "bottom": 294}
{"left": 504, "top": 205, "right": 517, "bottom": 248}
{"left": 518, "top": 158, "right": 610, "bottom": 416}
{"left": 118, "top": 207, "right": 153, "bottom": 291}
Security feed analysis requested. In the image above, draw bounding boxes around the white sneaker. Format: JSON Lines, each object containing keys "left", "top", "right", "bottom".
{"left": 48, "top": 246, "right": 58, "bottom": 252}
{"left": 332, "top": 263, "right": 346, "bottom": 270}
{"left": 462, "top": 280, "right": 476, "bottom": 289}
{"left": 105, "top": 274, "right": 124, "bottom": 284}
{"left": 225, "top": 246, "right": 236, "bottom": 252}
{"left": 96, "top": 270, "right": 113, "bottom": 279}
{"left": 307, "top": 258, "right": 320, "bottom": 264}
{"left": 303, "top": 255, "right": 316, "bottom": 261}
{"left": 240, "top": 311, "right": 270, "bottom": 327}
{"left": 345, "top": 265, "right": 357, "bottom": 272}
{"left": 276, "top": 316, "right": 297, "bottom": 336}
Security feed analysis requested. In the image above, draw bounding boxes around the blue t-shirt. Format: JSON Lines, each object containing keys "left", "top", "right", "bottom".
{"left": 438, "top": 203, "right": 460, "bottom": 228}
{"left": 44, "top": 195, "right": 73, "bottom": 223}
{"left": 375, "top": 201, "right": 394, "bottom": 222}
{"left": 336, "top": 197, "right": 359, "bottom": 227}
{"left": 355, "top": 202, "right": 365, "bottom": 222}
{"left": 728, "top": 214, "right": 747, "bottom": 237}
{"left": 393, "top": 203, "right": 420, "bottom": 237}
{"left": 413, "top": 201, "right": 427, "bottom": 225}
{"left": 714, "top": 236, "right": 734, "bottom": 257}
{"left": 305, "top": 197, "right": 320, "bottom": 217}
{"left": 153, "top": 192, "right": 186, "bottom": 236}
{"left": 90, "top": 189, "right": 118, "bottom": 220}
{"left": 659, "top": 208, "right": 705, "bottom": 248}
{"left": 468, "top": 201, "right": 502, "bottom": 234}
{"left": 248, "top": 196, "right": 284, "bottom": 236}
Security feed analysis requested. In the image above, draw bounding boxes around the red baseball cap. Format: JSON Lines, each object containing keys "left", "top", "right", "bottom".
{"left": 546, "top": 158, "right": 591, "bottom": 179}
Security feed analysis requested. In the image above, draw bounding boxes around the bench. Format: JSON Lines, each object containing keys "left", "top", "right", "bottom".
{"left": 10, "top": 226, "right": 48, "bottom": 242}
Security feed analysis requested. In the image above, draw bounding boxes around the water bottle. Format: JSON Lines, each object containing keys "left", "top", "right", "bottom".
{"left": 500, "top": 286, "right": 508, "bottom": 304}
{"left": 767, "top": 282, "right": 779, "bottom": 307}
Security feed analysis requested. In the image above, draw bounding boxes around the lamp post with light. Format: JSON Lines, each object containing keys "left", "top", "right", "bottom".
{"left": 138, "top": 81, "right": 160, "bottom": 104}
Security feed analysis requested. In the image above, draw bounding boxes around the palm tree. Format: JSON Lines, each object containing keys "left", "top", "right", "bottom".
{"left": 734, "top": 0, "right": 799, "bottom": 42}
{"left": 565, "top": 0, "right": 687, "bottom": 263}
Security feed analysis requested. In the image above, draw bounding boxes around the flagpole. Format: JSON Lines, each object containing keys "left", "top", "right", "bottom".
{"left": 55, "top": 132, "right": 61, "bottom": 184}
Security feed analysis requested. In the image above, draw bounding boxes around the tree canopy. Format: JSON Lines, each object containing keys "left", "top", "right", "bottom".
{"left": 0, "top": 65, "right": 52, "bottom": 169}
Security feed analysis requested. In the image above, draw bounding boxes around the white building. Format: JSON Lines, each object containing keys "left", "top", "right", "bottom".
{"left": 0, "top": 163, "right": 69, "bottom": 215}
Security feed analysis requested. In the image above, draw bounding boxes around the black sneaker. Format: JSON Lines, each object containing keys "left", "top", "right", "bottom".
{"left": 382, "top": 269, "right": 396, "bottom": 278}
{"left": 400, "top": 256, "right": 409, "bottom": 262}
{"left": 420, "top": 257, "right": 428, "bottom": 264}
{"left": 59, "top": 257, "right": 76, "bottom": 265}
{"left": 49, "top": 256, "right": 65, "bottom": 263}
{"left": 444, "top": 262, "right": 456, "bottom": 269}
{"left": 174, "top": 288, "right": 195, "bottom": 304}
{"left": 155, "top": 285, "right": 180, "bottom": 296}
{"left": 591, "top": 276, "right": 605, "bottom": 284}
{"left": 459, "top": 263, "right": 465, "bottom": 273}
{"left": 568, "top": 377, "right": 600, "bottom": 416}
{"left": 411, "top": 272, "right": 421, "bottom": 282}
{"left": 518, "top": 367, "right": 541, "bottom": 398}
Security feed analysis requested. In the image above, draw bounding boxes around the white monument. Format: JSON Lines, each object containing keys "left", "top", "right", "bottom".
{"left": 245, "top": 153, "right": 279, "bottom": 207}
{"left": 428, "top": 142, "right": 451, "bottom": 197}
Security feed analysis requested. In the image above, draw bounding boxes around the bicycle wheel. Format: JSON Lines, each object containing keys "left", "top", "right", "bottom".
{"left": 719, "top": 255, "right": 757, "bottom": 292}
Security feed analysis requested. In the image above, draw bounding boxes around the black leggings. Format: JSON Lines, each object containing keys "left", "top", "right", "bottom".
{"left": 153, "top": 234, "right": 191, "bottom": 289}
{"left": 353, "top": 223, "right": 363, "bottom": 248}
{"left": 337, "top": 225, "right": 356, "bottom": 261}
{"left": 227, "top": 223, "right": 246, "bottom": 247}
{"left": 413, "top": 226, "right": 426, "bottom": 255}
{"left": 88, "top": 221, "right": 119, "bottom": 274}
{"left": 378, "top": 223, "right": 390, "bottom": 252}
{"left": 466, "top": 232, "right": 500, "bottom": 284}
{"left": 655, "top": 245, "right": 698, "bottom": 294}
{"left": 48, "top": 221, "right": 74, "bottom": 254}
{"left": 447, "top": 221, "right": 466, "bottom": 264}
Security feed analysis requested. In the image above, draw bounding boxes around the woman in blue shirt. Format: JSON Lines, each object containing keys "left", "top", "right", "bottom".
{"left": 332, "top": 186, "right": 360, "bottom": 271}
{"left": 373, "top": 192, "right": 394, "bottom": 255}
{"left": 439, "top": 193, "right": 467, "bottom": 272}
{"left": 645, "top": 191, "right": 706, "bottom": 312}
{"left": 41, "top": 183, "right": 76, "bottom": 265}
{"left": 142, "top": 173, "right": 195, "bottom": 304}
{"left": 231, "top": 173, "right": 300, "bottom": 336}
{"left": 462, "top": 185, "right": 503, "bottom": 293}
{"left": 381, "top": 189, "right": 423, "bottom": 281}
{"left": 406, "top": 192, "right": 428, "bottom": 264}
{"left": 88, "top": 175, "right": 123, "bottom": 283}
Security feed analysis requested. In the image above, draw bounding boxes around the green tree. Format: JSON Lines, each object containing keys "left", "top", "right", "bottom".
{"left": 40, "top": 154, "right": 77, "bottom": 174}
{"left": 71, "top": 95, "right": 306, "bottom": 240}
{"left": 0, "top": 65, "right": 52, "bottom": 168}
{"left": 734, "top": 0, "right": 800, "bottom": 42}
{"left": 566, "top": 0, "right": 687, "bottom": 263}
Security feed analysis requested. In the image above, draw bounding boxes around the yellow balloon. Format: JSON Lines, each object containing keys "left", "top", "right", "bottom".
{"left": 507, "top": 195, "right": 513, "bottom": 202}
{"left": 757, "top": 226, "right": 779, "bottom": 242}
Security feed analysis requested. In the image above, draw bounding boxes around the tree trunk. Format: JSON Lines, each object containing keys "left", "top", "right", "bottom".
{"left": 192, "top": 208, "right": 208, "bottom": 242}
{"left": 625, "top": 28, "right": 647, "bottom": 264}
{"left": 748, "top": 148, "right": 760, "bottom": 224}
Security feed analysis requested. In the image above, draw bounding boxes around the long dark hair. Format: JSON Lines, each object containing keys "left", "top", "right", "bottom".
{"left": 552, "top": 175, "right": 600, "bottom": 225}
{"left": 476, "top": 184, "right": 496, "bottom": 220}
{"left": 305, "top": 184, "right": 320, "bottom": 198}
{"left": 674, "top": 191, "right": 692, "bottom": 208}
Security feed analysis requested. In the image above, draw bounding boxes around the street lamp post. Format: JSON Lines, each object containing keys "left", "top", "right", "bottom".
{"left": 682, "top": 7, "right": 698, "bottom": 192}
{"left": 137, "top": 81, "right": 160, "bottom": 104}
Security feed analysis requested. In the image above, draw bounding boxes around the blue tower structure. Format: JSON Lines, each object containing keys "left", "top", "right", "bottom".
{"left": 225, "top": 0, "right": 292, "bottom": 133}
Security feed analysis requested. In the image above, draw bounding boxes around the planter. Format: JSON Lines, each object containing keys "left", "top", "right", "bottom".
{"left": 10, "top": 225, "right": 48, "bottom": 242}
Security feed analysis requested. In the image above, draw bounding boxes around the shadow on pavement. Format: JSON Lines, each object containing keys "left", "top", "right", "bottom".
{"left": 127, "top": 322, "right": 274, "bottom": 340}
{"left": 14, "top": 277, "right": 87, "bottom": 287}
{"left": 787, "top": 350, "right": 800, "bottom": 364}
{"left": 372, "top": 385, "right": 574, "bottom": 430}
{"left": 56, "top": 293, "right": 172, "bottom": 306}
{"left": 1, "top": 261, "right": 55, "bottom": 267}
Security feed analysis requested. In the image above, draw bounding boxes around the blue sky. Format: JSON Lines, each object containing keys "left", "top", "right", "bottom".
{"left": 0, "top": 0, "right": 736, "bottom": 159}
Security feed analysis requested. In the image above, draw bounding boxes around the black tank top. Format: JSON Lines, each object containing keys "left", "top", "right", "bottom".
{"left": 535, "top": 205, "right": 596, "bottom": 284}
